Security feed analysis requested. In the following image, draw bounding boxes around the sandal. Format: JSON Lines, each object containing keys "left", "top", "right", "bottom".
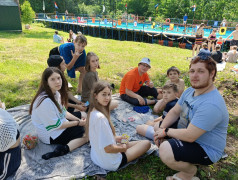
{"left": 166, "top": 173, "right": 200, "bottom": 180}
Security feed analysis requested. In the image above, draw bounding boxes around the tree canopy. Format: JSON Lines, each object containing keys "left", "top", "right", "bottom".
{"left": 19, "top": 0, "right": 238, "bottom": 21}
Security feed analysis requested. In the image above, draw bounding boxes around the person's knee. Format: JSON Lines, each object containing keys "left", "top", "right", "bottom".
{"left": 142, "top": 139, "right": 151, "bottom": 150}
{"left": 159, "top": 141, "right": 174, "bottom": 164}
{"left": 153, "top": 106, "right": 159, "bottom": 113}
{"left": 109, "top": 100, "right": 118, "bottom": 110}
{"left": 136, "top": 125, "right": 143, "bottom": 134}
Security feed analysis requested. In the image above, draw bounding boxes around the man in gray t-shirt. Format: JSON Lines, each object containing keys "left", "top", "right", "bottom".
{"left": 154, "top": 56, "right": 229, "bottom": 180}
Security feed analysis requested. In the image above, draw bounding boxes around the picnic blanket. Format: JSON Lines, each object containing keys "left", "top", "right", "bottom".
{"left": 7, "top": 94, "right": 158, "bottom": 180}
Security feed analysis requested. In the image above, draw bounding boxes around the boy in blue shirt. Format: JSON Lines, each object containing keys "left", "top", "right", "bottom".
{"left": 49, "top": 35, "right": 87, "bottom": 93}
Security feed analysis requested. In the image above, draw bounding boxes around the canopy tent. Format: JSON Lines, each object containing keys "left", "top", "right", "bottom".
{"left": 0, "top": 0, "right": 22, "bottom": 31}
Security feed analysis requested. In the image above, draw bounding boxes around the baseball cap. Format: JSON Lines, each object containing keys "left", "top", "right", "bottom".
{"left": 139, "top": 57, "right": 151, "bottom": 68}
{"left": 47, "top": 55, "right": 63, "bottom": 67}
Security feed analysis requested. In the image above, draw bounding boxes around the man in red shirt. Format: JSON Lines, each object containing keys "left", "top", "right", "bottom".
{"left": 120, "top": 58, "right": 160, "bottom": 106}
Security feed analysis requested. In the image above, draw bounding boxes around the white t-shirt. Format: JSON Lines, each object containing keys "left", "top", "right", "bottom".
{"left": 31, "top": 91, "right": 68, "bottom": 144}
{"left": 89, "top": 109, "right": 122, "bottom": 171}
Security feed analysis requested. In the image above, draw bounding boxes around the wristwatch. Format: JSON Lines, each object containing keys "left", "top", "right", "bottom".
{"left": 165, "top": 128, "right": 169, "bottom": 136}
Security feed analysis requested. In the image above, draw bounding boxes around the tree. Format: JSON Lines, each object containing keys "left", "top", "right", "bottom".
{"left": 21, "top": 0, "right": 35, "bottom": 24}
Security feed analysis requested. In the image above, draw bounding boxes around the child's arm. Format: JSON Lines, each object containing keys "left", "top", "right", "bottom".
{"left": 154, "top": 116, "right": 163, "bottom": 122}
{"left": 66, "top": 112, "right": 86, "bottom": 125}
{"left": 153, "top": 99, "right": 167, "bottom": 114}
{"left": 146, "top": 116, "right": 163, "bottom": 126}
{"left": 225, "top": 31, "right": 234, "bottom": 41}
{"left": 104, "top": 144, "right": 127, "bottom": 153}
{"left": 67, "top": 91, "right": 87, "bottom": 111}
{"left": 207, "top": 34, "right": 211, "bottom": 40}
{"left": 178, "top": 79, "right": 185, "bottom": 97}
{"left": 126, "top": 88, "right": 145, "bottom": 105}
{"left": 59, "top": 120, "right": 84, "bottom": 129}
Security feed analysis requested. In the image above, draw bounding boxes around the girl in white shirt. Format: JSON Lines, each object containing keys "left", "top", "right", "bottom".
{"left": 86, "top": 81, "right": 151, "bottom": 171}
{"left": 29, "top": 67, "right": 88, "bottom": 160}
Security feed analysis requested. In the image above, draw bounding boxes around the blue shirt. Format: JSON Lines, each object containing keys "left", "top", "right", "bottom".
{"left": 183, "top": 15, "right": 188, "bottom": 21}
{"left": 178, "top": 87, "right": 229, "bottom": 163}
{"left": 198, "top": 48, "right": 211, "bottom": 59}
{"left": 59, "top": 43, "right": 86, "bottom": 78}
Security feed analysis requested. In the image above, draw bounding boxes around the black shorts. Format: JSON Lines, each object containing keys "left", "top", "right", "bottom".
{"left": 230, "top": 40, "right": 238, "bottom": 46}
{"left": 50, "top": 126, "right": 85, "bottom": 145}
{"left": 118, "top": 152, "right": 128, "bottom": 169}
{"left": 167, "top": 138, "right": 213, "bottom": 165}
{"left": 49, "top": 46, "right": 60, "bottom": 57}
{"left": 0, "top": 145, "right": 21, "bottom": 179}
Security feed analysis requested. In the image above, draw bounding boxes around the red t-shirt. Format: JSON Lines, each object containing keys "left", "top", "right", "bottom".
{"left": 119, "top": 67, "right": 150, "bottom": 95}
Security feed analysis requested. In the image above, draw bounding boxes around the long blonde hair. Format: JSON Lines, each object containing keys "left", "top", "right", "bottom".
{"left": 85, "top": 81, "right": 115, "bottom": 137}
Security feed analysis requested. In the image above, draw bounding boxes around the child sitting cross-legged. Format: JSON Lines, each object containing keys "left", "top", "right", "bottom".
{"left": 136, "top": 83, "right": 179, "bottom": 140}
{"left": 87, "top": 81, "right": 151, "bottom": 171}
{"left": 154, "top": 66, "right": 184, "bottom": 114}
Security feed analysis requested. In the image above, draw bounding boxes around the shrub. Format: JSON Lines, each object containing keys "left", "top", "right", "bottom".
{"left": 21, "top": 0, "right": 35, "bottom": 24}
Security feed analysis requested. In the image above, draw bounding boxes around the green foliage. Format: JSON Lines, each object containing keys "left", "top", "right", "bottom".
{"left": 78, "top": 3, "right": 101, "bottom": 16}
{"left": 21, "top": 0, "right": 35, "bottom": 24}
{"left": 19, "top": 0, "right": 238, "bottom": 21}
{"left": 155, "top": 15, "right": 165, "bottom": 24}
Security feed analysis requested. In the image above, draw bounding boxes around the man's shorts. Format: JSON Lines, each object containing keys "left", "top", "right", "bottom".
{"left": 167, "top": 138, "right": 213, "bottom": 165}
{"left": 230, "top": 40, "right": 238, "bottom": 46}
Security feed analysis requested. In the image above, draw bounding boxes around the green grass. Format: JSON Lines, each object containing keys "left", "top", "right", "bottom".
{"left": 0, "top": 23, "right": 237, "bottom": 179}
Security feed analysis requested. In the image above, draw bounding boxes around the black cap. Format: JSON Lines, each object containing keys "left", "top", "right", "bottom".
{"left": 47, "top": 55, "right": 63, "bottom": 67}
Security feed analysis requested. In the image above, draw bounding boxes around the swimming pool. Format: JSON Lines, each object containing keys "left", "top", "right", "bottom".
{"left": 41, "top": 18, "right": 234, "bottom": 39}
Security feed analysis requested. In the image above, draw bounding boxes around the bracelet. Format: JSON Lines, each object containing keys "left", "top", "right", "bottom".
{"left": 164, "top": 128, "right": 169, "bottom": 136}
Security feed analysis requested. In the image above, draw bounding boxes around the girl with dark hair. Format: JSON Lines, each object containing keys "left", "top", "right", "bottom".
{"left": 29, "top": 67, "right": 88, "bottom": 160}
{"left": 86, "top": 81, "right": 151, "bottom": 171}
{"left": 47, "top": 55, "right": 87, "bottom": 116}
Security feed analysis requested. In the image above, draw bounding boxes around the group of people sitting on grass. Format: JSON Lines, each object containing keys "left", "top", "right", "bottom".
{"left": 192, "top": 23, "right": 238, "bottom": 63}
{"left": 1, "top": 32, "right": 229, "bottom": 180}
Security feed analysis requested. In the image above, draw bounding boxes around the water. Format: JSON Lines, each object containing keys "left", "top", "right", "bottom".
{"left": 41, "top": 18, "right": 234, "bottom": 39}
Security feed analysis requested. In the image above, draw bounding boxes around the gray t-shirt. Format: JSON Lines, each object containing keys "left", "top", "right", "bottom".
{"left": 82, "top": 71, "right": 99, "bottom": 102}
{"left": 226, "top": 50, "right": 238, "bottom": 63}
{"left": 178, "top": 87, "right": 229, "bottom": 163}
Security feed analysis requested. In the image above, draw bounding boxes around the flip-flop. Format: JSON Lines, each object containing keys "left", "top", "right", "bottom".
{"left": 166, "top": 174, "right": 181, "bottom": 180}
{"left": 191, "top": 177, "right": 200, "bottom": 180}
{"left": 166, "top": 173, "right": 200, "bottom": 180}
